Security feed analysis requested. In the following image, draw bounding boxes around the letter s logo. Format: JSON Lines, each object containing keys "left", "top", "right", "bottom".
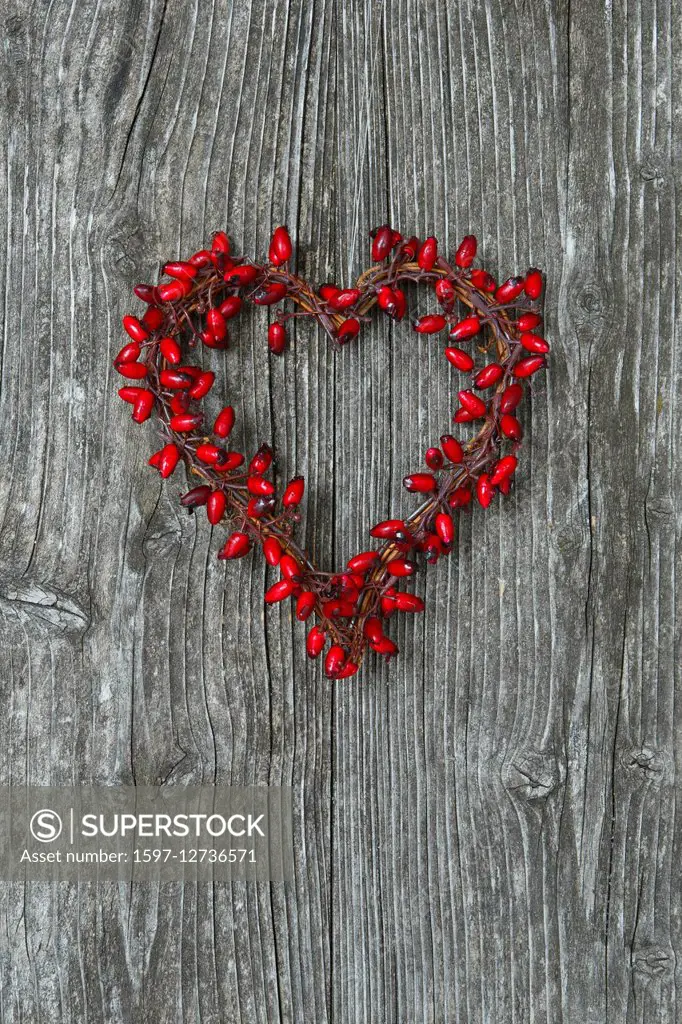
{"left": 30, "top": 809, "right": 63, "bottom": 843}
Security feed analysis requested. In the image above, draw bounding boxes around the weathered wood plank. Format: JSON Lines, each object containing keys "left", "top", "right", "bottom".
{"left": 0, "top": 0, "right": 679, "bottom": 1021}
{"left": 0, "top": 1, "right": 336, "bottom": 1021}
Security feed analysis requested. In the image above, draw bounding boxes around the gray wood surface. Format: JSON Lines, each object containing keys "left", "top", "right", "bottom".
{"left": 0, "top": 0, "right": 679, "bottom": 1020}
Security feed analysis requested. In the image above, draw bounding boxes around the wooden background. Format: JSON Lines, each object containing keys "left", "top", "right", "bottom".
{"left": 0, "top": 0, "right": 679, "bottom": 1021}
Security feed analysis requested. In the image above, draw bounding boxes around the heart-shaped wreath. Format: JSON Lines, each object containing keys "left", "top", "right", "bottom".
{"left": 116, "top": 226, "right": 547, "bottom": 678}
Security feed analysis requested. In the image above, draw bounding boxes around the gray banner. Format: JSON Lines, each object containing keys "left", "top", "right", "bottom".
{"left": 0, "top": 787, "right": 294, "bottom": 881}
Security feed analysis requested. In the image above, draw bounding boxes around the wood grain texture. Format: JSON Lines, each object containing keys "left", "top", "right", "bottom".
{"left": 0, "top": 0, "right": 679, "bottom": 1021}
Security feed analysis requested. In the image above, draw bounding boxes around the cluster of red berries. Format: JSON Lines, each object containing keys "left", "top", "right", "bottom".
{"left": 116, "top": 224, "right": 547, "bottom": 678}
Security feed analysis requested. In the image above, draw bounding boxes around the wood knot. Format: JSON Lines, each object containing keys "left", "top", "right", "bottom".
{"left": 619, "top": 745, "right": 670, "bottom": 786}
{"left": 0, "top": 577, "right": 89, "bottom": 638}
{"left": 639, "top": 149, "right": 669, "bottom": 192}
{"left": 502, "top": 748, "right": 563, "bottom": 801}
{"left": 631, "top": 944, "right": 675, "bottom": 981}
{"left": 644, "top": 493, "right": 675, "bottom": 520}
{"left": 568, "top": 280, "right": 611, "bottom": 330}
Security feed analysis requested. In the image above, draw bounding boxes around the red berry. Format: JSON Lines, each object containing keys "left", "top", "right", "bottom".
{"left": 149, "top": 444, "right": 179, "bottom": 478}
{"left": 425, "top": 447, "right": 443, "bottom": 470}
{"left": 225, "top": 264, "right": 259, "bottom": 286}
{"left": 376, "top": 285, "right": 405, "bottom": 320}
{"left": 500, "top": 414, "right": 523, "bottom": 440}
{"left": 445, "top": 347, "right": 475, "bottom": 372}
{"left": 164, "top": 261, "right": 197, "bottom": 282}
{"left": 189, "top": 372, "right": 215, "bottom": 399}
{"left": 322, "top": 599, "right": 356, "bottom": 619}
{"left": 168, "top": 391, "right": 188, "bottom": 413}
{"left": 500, "top": 383, "right": 523, "bottom": 413}
{"left": 457, "top": 390, "right": 487, "bottom": 417}
{"left": 319, "top": 284, "right": 340, "bottom": 303}
{"left": 247, "top": 496, "right": 275, "bottom": 518}
{"left": 214, "top": 406, "right": 235, "bottom": 438}
{"left": 134, "top": 284, "right": 156, "bottom": 303}
{"left": 371, "top": 225, "right": 394, "bottom": 262}
{"left": 269, "top": 226, "right": 292, "bottom": 266}
{"left": 524, "top": 268, "right": 543, "bottom": 299}
{"left": 122, "top": 315, "right": 149, "bottom": 343}
{"left": 490, "top": 455, "right": 518, "bottom": 486}
{"left": 393, "top": 593, "right": 425, "bottom": 613}
{"left": 453, "top": 408, "right": 475, "bottom": 424}
{"left": 435, "top": 512, "right": 455, "bottom": 546}
{"left": 307, "top": 626, "right": 326, "bottom": 658}
{"left": 196, "top": 443, "right": 225, "bottom": 465}
{"left": 335, "top": 661, "right": 359, "bottom": 679}
{"left": 282, "top": 477, "right": 305, "bottom": 507}
{"left": 143, "top": 306, "right": 164, "bottom": 330}
{"left": 476, "top": 474, "right": 495, "bottom": 509}
{"left": 516, "top": 312, "right": 542, "bottom": 332}
{"left": 513, "top": 356, "right": 545, "bottom": 378}
{"left": 398, "top": 236, "right": 419, "bottom": 260}
{"left": 265, "top": 579, "right": 296, "bottom": 604}
{"left": 170, "top": 412, "right": 203, "bottom": 432}
{"left": 249, "top": 445, "right": 273, "bottom": 475}
{"left": 371, "top": 636, "right": 398, "bottom": 658}
{"left": 157, "top": 280, "right": 190, "bottom": 302}
{"left": 495, "top": 277, "right": 525, "bottom": 303}
{"left": 370, "top": 519, "right": 408, "bottom": 540}
{"left": 181, "top": 485, "right": 212, "bottom": 508}
{"left": 207, "top": 490, "right": 227, "bottom": 525}
{"left": 248, "top": 476, "right": 275, "bottom": 496}
{"left": 391, "top": 288, "right": 407, "bottom": 321}
{"left": 347, "top": 551, "right": 379, "bottom": 573}
{"left": 337, "top": 318, "right": 361, "bottom": 343}
{"left": 201, "top": 328, "right": 228, "bottom": 350}
{"left": 116, "top": 361, "right": 147, "bottom": 379}
{"left": 519, "top": 332, "right": 550, "bottom": 354}
{"left": 207, "top": 308, "right": 227, "bottom": 341}
{"left": 324, "top": 645, "right": 347, "bottom": 678}
{"left": 364, "top": 617, "right": 384, "bottom": 643}
{"left": 449, "top": 485, "right": 472, "bottom": 508}
{"left": 403, "top": 473, "right": 437, "bottom": 493}
{"left": 328, "top": 288, "right": 361, "bottom": 311}
{"left": 213, "top": 452, "right": 244, "bottom": 472}
{"left": 280, "top": 554, "right": 302, "bottom": 581}
{"left": 118, "top": 386, "right": 142, "bottom": 404}
{"left": 470, "top": 269, "right": 496, "bottom": 291}
{"left": 377, "top": 285, "right": 396, "bottom": 314}
{"left": 417, "top": 236, "right": 438, "bottom": 270}
{"left": 211, "top": 231, "right": 230, "bottom": 255}
{"left": 253, "top": 282, "right": 288, "bottom": 306}
{"left": 440, "top": 435, "right": 464, "bottom": 463}
{"left": 132, "top": 391, "right": 154, "bottom": 423}
{"left": 474, "top": 363, "right": 504, "bottom": 389}
{"left": 189, "top": 250, "right": 215, "bottom": 268}
{"left": 159, "top": 369, "right": 193, "bottom": 389}
{"left": 449, "top": 316, "right": 481, "bottom": 341}
{"left": 296, "top": 591, "right": 316, "bottom": 621}
{"left": 115, "top": 342, "right": 141, "bottom": 365}
{"left": 219, "top": 296, "right": 242, "bottom": 319}
{"left": 422, "top": 534, "right": 443, "bottom": 563}
{"left": 455, "top": 235, "right": 477, "bottom": 268}
{"left": 160, "top": 337, "right": 181, "bottom": 364}
{"left": 268, "top": 322, "right": 287, "bottom": 355}
{"left": 435, "top": 278, "right": 456, "bottom": 307}
{"left": 386, "top": 558, "right": 415, "bottom": 577}
{"left": 414, "top": 314, "right": 446, "bottom": 334}
{"left": 263, "top": 537, "right": 282, "bottom": 566}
